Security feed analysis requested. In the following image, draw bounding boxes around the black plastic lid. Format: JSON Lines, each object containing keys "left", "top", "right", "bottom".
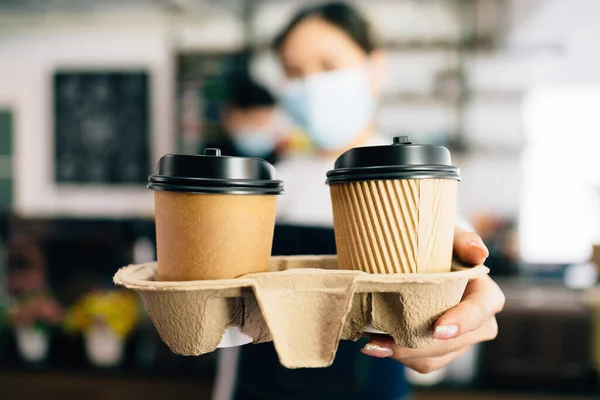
{"left": 148, "top": 149, "right": 284, "bottom": 195}
{"left": 326, "top": 136, "right": 460, "bottom": 184}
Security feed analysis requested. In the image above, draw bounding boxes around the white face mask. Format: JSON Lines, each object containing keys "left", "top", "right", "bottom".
{"left": 281, "top": 67, "right": 376, "bottom": 151}
{"left": 232, "top": 130, "right": 276, "bottom": 157}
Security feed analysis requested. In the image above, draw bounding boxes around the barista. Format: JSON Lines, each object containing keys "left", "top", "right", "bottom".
{"left": 228, "top": 3, "right": 505, "bottom": 399}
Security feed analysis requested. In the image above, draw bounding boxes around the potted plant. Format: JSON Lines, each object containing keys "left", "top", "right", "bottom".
{"left": 7, "top": 293, "right": 63, "bottom": 363}
{"left": 65, "top": 290, "right": 140, "bottom": 367}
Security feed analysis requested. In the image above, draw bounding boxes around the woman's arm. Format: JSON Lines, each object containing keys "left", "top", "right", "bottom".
{"left": 361, "top": 226, "right": 506, "bottom": 374}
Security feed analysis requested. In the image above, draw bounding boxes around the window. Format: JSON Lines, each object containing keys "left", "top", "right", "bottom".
{"left": 520, "top": 87, "right": 600, "bottom": 264}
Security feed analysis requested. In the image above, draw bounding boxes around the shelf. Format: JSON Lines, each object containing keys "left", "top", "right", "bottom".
{"left": 381, "top": 92, "right": 457, "bottom": 105}
{"left": 466, "top": 89, "right": 527, "bottom": 102}
{"left": 253, "top": 37, "right": 499, "bottom": 52}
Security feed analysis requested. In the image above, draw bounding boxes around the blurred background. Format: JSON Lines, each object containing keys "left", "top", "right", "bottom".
{"left": 1, "top": 0, "right": 600, "bottom": 399}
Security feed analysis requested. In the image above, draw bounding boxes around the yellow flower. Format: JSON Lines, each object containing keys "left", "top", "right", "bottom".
{"left": 64, "top": 290, "right": 140, "bottom": 337}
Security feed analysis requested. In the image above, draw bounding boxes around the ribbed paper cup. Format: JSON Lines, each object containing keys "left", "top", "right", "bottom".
{"left": 330, "top": 178, "right": 456, "bottom": 274}
{"left": 327, "top": 136, "right": 460, "bottom": 274}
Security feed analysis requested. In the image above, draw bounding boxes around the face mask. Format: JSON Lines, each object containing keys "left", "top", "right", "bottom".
{"left": 281, "top": 67, "right": 376, "bottom": 151}
{"left": 232, "top": 130, "right": 276, "bottom": 157}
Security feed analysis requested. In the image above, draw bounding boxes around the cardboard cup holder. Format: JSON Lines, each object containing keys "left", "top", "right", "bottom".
{"left": 114, "top": 255, "right": 488, "bottom": 369}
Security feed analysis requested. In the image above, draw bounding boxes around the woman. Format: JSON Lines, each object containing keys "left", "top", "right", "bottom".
{"left": 274, "top": 1, "right": 387, "bottom": 226}
{"left": 225, "top": 3, "right": 504, "bottom": 399}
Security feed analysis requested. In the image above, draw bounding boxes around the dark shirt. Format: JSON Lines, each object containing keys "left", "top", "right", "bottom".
{"left": 235, "top": 340, "right": 410, "bottom": 400}
{"left": 234, "top": 225, "right": 411, "bottom": 400}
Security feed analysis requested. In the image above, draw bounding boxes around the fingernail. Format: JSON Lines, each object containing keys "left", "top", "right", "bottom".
{"left": 468, "top": 240, "right": 489, "bottom": 256}
{"left": 433, "top": 325, "right": 459, "bottom": 339}
{"left": 361, "top": 343, "right": 394, "bottom": 358}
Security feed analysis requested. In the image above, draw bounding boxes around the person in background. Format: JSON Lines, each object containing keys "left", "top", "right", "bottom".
{"left": 204, "top": 76, "right": 284, "bottom": 165}
{"left": 219, "top": 3, "right": 505, "bottom": 400}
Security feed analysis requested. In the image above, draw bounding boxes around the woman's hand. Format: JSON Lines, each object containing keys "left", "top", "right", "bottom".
{"left": 360, "top": 227, "right": 506, "bottom": 374}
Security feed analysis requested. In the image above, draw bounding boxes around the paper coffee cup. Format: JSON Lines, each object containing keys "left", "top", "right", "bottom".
{"left": 148, "top": 149, "right": 284, "bottom": 281}
{"left": 326, "top": 136, "right": 460, "bottom": 274}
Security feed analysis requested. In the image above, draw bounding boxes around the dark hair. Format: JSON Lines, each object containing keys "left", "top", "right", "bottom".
{"left": 227, "top": 76, "right": 276, "bottom": 110}
{"left": 273, "top": 2, "right": 377, "bottom": 54}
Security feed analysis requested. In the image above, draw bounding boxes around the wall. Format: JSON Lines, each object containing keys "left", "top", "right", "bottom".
{"left": 0, "top": 29, "right": 172, "bottom": 217}
{"left": 0, "top": 10, "right": 243, "bottom": 217}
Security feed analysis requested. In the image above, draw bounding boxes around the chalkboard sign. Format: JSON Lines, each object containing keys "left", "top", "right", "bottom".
{"left": 53, "top": 71, "right": 150, "bottom": 185}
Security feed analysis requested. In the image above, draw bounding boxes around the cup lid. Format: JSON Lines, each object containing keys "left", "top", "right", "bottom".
{"left": 326, "top": 136, "right": 460, "bottom": 184}
{"left": 148, "top": 149, "right": 284, "bottom": 195}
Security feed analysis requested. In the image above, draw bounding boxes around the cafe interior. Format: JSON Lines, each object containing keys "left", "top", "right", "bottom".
{"left": 1, "top": 0, "right": 600, "bottom": 399}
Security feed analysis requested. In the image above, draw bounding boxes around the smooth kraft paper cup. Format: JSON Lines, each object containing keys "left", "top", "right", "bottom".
{"left": 148, "top": 149, "right": 284, "bottom": 281}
